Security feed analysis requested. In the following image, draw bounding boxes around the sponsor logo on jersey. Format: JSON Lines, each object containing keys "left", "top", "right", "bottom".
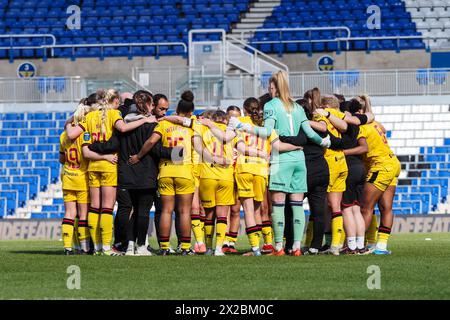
{"left": 264, "top": 110, "right": 274, "bottom": 118}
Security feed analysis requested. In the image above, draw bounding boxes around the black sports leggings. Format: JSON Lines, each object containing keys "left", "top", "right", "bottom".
{"left": 126, "top": 189, "right": 155, "bottom": 246}
{"left": 114, "top": 188, "right": 132, "bottom": 247}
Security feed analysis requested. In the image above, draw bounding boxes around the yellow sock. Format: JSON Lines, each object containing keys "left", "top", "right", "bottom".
{"left": 73, "top": 217, "right": 80, "bottom": 251}
{"left": 261, "top": 221, "right": 273, "bottom": 245}
{"left": 77, "top": 220, "right": 90, "bottom": 252}
{"left": 215, "top": 217, "right": 227, "bottom": 249}
{"left": 200, "top": 216, "right": 205, "bottom": 233}
{"left": 160, "top": 236, "right": 170, "bottom": 250}
{"left": 304, "top": 219, "right": 314, "bottom": 248}
{"left": 191, "top": 215, "right": 204, "bottom": 244}
{"left": 257, "top": 224, "right": 263, "bottom": 245}
{"left": 339, "top": 228, "right": 346, "bottom": 248}
{"left": 225, "top": 232, "right": 238, "bottom": 246}
{"left": 376, "top": 225, "right": 391, "bottom": 250}
{"left": 331, "top": 212, "right": 344, "bottom": 248}
{"left": 246, "top": 226, "right": 260, "bottom": 249}
{"left": 88, "top": 208, "right": 102, "bottom": 251}
{"left": 366, "top": 214, "right": 378, "bottom": 246}
{"left": 180, "top": 236, "right": 191, "bottom": 250}
{"left": 204, "top": 219, "right": 214, "bottom": 249}
{"left": 62, "top": 218, "right": 75, "bottom": 250}
{"left": 100, "top": 208, "right": 114, "bottom": 251}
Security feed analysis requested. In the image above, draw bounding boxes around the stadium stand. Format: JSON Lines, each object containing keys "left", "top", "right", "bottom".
{"left": 248, "top": 0, "right": 426, "bottom": 54}
{"left": 404, "top": 0, "right": 450, "bottom": 49}
{"left": 1, "top": 0, "right": 447, "bottom": 60}
{"left": 0, "top": 0, "right": 250, "bottom": 59}
{"left": 0, "top": 104, "right": 449, "bottom": 218}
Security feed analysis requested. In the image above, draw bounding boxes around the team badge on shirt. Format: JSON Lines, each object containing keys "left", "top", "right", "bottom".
{"left": 83, "top": 132, "right": 90, "bottom": 142}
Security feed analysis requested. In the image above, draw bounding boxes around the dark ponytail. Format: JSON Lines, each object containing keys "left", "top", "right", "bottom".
{"left": 243, "top": 97, "right": 263, "bottom": 126}
{"left": 176, "top": 90, "right": 194, "bottom": 115}
{"left": 133, "top": 90, "right": 153, "bottom": 116}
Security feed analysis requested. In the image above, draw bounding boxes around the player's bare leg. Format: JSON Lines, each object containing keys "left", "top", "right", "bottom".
{"left": 374, "top": 186, "right": 396, "bottom": 254}
{"left": 223, "top": 199, "right": 240, "bottom": 253}
{"left": 361, "top": 183, "right": 384, "bottom": 229}
{"left": 158, "top": 195, "right": 176, "bottom": 255}
{"left": 342, "top": 205, "right": 357, "bottom": 253}
{"left": 176, "top": 192, "right": 195, "bottom": 255}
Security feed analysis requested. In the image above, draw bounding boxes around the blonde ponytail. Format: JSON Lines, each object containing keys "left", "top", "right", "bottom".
{"left": 270, "top": 71, "right": 294, "bottom": 112}
{"left": 98, "top": 88, "right": 119, "bottom": 139}
{"left": 360, "top": 94, "right": 372, "bottom": 113}
{"left": 73, "top": 98, "right": 93, "bottom": 126}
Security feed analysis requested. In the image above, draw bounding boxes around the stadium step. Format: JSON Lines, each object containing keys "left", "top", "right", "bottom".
{"left": 230, "top": 0, "right": 281, "bottom": 40}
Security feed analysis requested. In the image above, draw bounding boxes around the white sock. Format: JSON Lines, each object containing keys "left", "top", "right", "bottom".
{"left": 252, "top": 246, "right": 260, "bottom": 252}
{"left": 197, "top": 241, "right": 204, "bottom": 245}
{"left": 356, "top": 236, "right": 365, "bottom": 249}
{"left": 223, "top": 240, "right": 229, "bottom": 246}
{"left": 127, "top": 241, "right": 135, "bottom": 251}
{"left": 95, "top": 244, "right": 102, "bottom": 251}
{"left": 80, "top": 241, "right": 89, "bottom": 252}
{"left": 347, "top": 237, "right": 357, "bottom": 250}
{"left": 215, "top": 245, "right": 223, "bottom": 253}
{"left": 228, "top": 241, "right": 235, "bottom": 247}
{"left": 376, "top": 242, "right": 387, "bottom": 251}
{"left": 275, "top": 242, "right": 283, "bottom": 251}
{"left": 293, "top": 240, "right": 301, "bottom": 250}
{"left": 102, "top": 245, "right": 111, "bottom": 251}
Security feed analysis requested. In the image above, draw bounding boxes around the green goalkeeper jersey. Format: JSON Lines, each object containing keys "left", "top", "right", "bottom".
{"left": 254, "top": 97, "right": 323, "bottom": 163}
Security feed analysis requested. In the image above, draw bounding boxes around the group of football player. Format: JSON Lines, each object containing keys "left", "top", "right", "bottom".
{"left": 59, "top": 71, "right": 400, "bottom": 257}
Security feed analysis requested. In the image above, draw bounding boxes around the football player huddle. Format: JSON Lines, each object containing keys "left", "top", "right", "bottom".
{"left": 60, "top": 71, "right": 399, "bottom": 257}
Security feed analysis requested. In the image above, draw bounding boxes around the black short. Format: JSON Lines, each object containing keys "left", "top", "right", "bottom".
{"left": 342, "top": 162, "right": 366, "bottom": 207}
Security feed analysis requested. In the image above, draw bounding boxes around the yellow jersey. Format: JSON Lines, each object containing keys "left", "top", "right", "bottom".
{"left": 154, "top": 119, "right": 193, "bottom": 180}
{"left": 235, "top": 116, "right": 278, "bottom": 177}
{"left": 82, "top": 108, "right": 123, "bottom": 173}
{"left": 357, "top": 121, "right": 397, "bottom": 170}
{"left": 322, "top": 108, "right": 346, "bottom": 162}
{"left": 196, "top": 122, "right": 236, "bottom": 182}
{"left": 59, "top": 129, "right": 89, "bottom": 191}
{"left": 191, "top": 115, "right": 201, "bottom": 167}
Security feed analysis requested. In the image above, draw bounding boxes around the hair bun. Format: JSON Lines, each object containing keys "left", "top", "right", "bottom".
{"left": 181, "top": 90, "right": 194, "bottom": 103}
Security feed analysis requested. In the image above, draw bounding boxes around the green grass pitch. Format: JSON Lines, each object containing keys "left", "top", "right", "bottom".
{"left": 1, "top": 233, "right": 449, "bottom": 300}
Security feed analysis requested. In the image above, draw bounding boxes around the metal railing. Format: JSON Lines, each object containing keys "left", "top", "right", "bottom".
{"left": 130, "top": 67, "right": 450, "bottom": 107}
{"left": 287, "top": 68, "right": 450, "bottom": 97}
{"left": 231, "top": 27, "right": 449, "bottom": 56}
{"left": 0, "top": 77, "right": 85, "bottom": 103}
{"left": 0, "top": 34, "right": 57, "bottom": 61}
{"left": 0, "top": 77, "right": 147, "bottom": 104}
{"left": 1, "top": 68, "right": 449, "bottom": 106}
{"left": 0, "top": 34, "right": 187, "bottom": 62}
{"left": 234, "top": 26, "right": 352, "bottom": 42}
{"left": 226, "top": 34, "right": 289, "bottom": 73}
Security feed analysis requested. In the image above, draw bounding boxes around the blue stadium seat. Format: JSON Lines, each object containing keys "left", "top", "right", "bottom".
{"left": 1, "top": 0, "right": 251, "bottom": 59}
